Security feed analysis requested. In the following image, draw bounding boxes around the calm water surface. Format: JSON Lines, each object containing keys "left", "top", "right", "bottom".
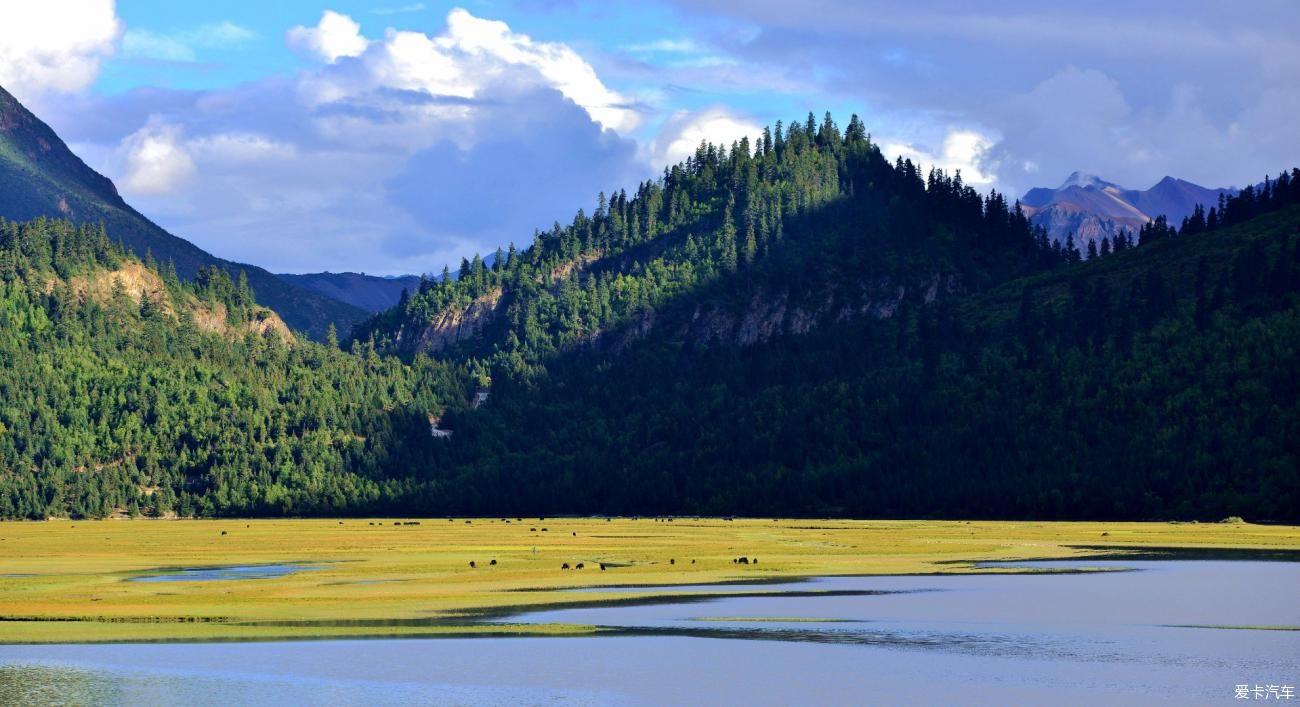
{"left": 1, "top": 560, "right": 1296, "bottom": 705}
{"left": 129, "top": 564, "right": 322, "bottom": 582}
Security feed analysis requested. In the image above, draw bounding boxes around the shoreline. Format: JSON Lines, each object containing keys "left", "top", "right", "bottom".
{"left": 2, "top": 518, "right": 1297, "bottom": 644}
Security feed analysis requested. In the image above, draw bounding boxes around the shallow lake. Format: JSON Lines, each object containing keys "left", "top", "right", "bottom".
{"left": 129, "top": 564, "right": 322, "bottom": 582}
{"left": 2, "top": 560, "right": 1296, "bottom": 705}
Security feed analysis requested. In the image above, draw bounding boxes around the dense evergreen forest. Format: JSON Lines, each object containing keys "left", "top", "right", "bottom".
{"left": 2, "top": 111, "right": 1298, "bottom": 520}
{"left": 355, "top": 114, "right": 1056, "bottom": 369}
{"left": 421, "top": 206, "right": 1300, "bottom": 519}
{"left": 0, "top": 218, "right": 469, "bottom": 519}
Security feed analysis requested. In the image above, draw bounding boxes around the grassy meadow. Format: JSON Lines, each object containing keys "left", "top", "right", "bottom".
{"left": 1, "top": 518, "right": 1297, "bottom": 643}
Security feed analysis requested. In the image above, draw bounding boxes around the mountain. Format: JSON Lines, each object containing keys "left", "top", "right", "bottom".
{"left": 1021, "top": 171, "right": 1234, "bottom": 248}
{"left": 352, "top": 116, "right": 1299, "bottom": 521}
{"left": 421, "top": 203, "right": 1300, "bottom": 520}
{"left": 0, "top": 216, "right": 449, "bottom": 519}
{"left": 1125, "top": 175, "right": 1234, "bottom": 224}
{"left": 277, "top": 272, "right": 422, "bottom": 313}
{"left": 2, "top": 107, "right": 1297, "bottom": 522}
{"left": 0, "top": 84, "right": 367, "bottom": 340}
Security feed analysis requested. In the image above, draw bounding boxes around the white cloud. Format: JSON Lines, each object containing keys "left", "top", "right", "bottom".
{"left": 649, "top": 107, "right": 762, "bottom": 166}
{"left": 288, "top": 11, "right": 370, "bottom": 63}
{"left": 884, "top": 128, "right": 996, "bottom": 186}
{"left": 982, "top": 66, "right": 1300, "bottom": 194}
{"left": 296, "top": 8, "right": 641, "bottom": 134}
{"left": 0, "top": 0, "right": 121, "bottom": 97}
{"left": 662, "top": 1, "right": 1300, "bottom": 194}
{"left": 40, "top": 8, "right": 654, "bottom": 274}
{"left": 445, "top": 9, "right": 639, "bottom": 132}
{"left": 117, "top": 118, "right": 196, "bottom": 195}
{"left": 123, "top": 30, "right": 196, "bottom": 62}
{"left": 188, "top": 133, "right": 295, "bottom": 164}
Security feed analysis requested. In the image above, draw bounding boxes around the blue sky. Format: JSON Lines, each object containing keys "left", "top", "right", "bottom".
{"left": 96, "top": 1, "right": 832, "bottom": 150}
{"left": 2, "top": 1, "right": 1297, "bottom": 274}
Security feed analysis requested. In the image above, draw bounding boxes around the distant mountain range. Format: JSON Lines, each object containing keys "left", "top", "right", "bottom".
{"left": 278, "top": 272, "right": 422, "bottom": 313}
{"left": 1021, "top": 172, "right": 1235, "bottom": 246}
{"left": 0, "top": 84, "right": 367, "bottom": 340}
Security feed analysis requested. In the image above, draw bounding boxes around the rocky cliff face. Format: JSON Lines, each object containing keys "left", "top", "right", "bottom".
{"left": 1025, "top": 203, "right": 1145, "bottom": 246}
{"left": 51, "top": 260, "right": 293, "bottom": 342}
{"left": 192, "top": 303, "right": 294, "bottom": 341}
{"left": 681, "top": 274, "right": 955, "bottom": 348}
{"left": 591, "top": 273, "right": 958, "bottom": 354}
{"left": 401, "top": 288, "right": 503, "bottom": 354}
{"left": 63, "top": 261, "right": 168, "bottom": 309}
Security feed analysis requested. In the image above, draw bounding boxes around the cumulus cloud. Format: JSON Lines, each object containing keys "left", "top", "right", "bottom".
{"left": 649, "top": 107, "right": 761, "bottom": 166}
{"left": 294, "top": 8, "right": 642, "bottom": 133}
{"left": 387, "top": 85, "right": 640, "bottom": 257}
{"left": 663, "top": 0, "right": 1300, "bottom": 193}
{"left": 982, "top": 67, "right": 1300, "bottom": 193}
{"left": 885, "top": 129, "right": 996, "bottom": 186}
{"left": 0, "top": 0, "right": 121, "bottom": 97}
{"left": 50, "top": 8, "right": 655, "bottom": 274}
{"left": 288, "top": 11, "right": 369, "bottom": 63}
{"left": 116, "top": 117, "right": 196, "bottom": 195}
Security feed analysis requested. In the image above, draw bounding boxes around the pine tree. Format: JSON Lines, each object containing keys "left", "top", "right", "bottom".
{"left": 236, "top": 270, "right": 253, "bottom": 310}
{"left": 742, "top": 214, "right": 758, "bottom": 267}
{"left": 1065, "top": 234, "right": 1081, "bottom": 263}
{"left": 719, "top": 195, "right": 738, "bottom": 273}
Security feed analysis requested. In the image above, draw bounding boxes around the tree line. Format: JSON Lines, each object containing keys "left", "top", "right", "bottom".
{"left": 2, "top": 109, "right": 1298, "bottom": 520}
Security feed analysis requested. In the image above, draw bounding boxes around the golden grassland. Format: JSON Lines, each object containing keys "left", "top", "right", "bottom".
{"left": 1, "top": 517, "right": 1296, "bottom": 643}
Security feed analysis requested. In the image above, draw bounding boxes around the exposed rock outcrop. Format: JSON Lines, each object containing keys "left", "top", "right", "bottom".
{"left": 600, "top": 273, "right": 959, "bottom": 353}
{"left": 55, "top": 261, "right": 292, "bottom": 342}
{"left": 403, "top": 288, "right": 503, "bottom": 354}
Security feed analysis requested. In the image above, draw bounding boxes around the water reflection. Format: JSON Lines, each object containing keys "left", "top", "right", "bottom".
{"left": 2, "top": 560, "right": 1297, "bottom": 706}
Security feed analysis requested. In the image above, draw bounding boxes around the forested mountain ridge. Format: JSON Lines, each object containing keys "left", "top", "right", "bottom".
{"left": 0, "top": 217, "right": 468, "bottom": 519}
{"left": 417, "top": 203, "right": 1300, "bottom": 519}
{"left": 354, "top": 113, "right": 1050, "bottom": 370}
{"left": 344, "top": 111, "right": 1299, "bottom": 520}
{"left": 0, "top": 85, "right": 368, "bottom": 340}
{"left": 2, "top": 106, "right": 1297, "bottom": 521}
